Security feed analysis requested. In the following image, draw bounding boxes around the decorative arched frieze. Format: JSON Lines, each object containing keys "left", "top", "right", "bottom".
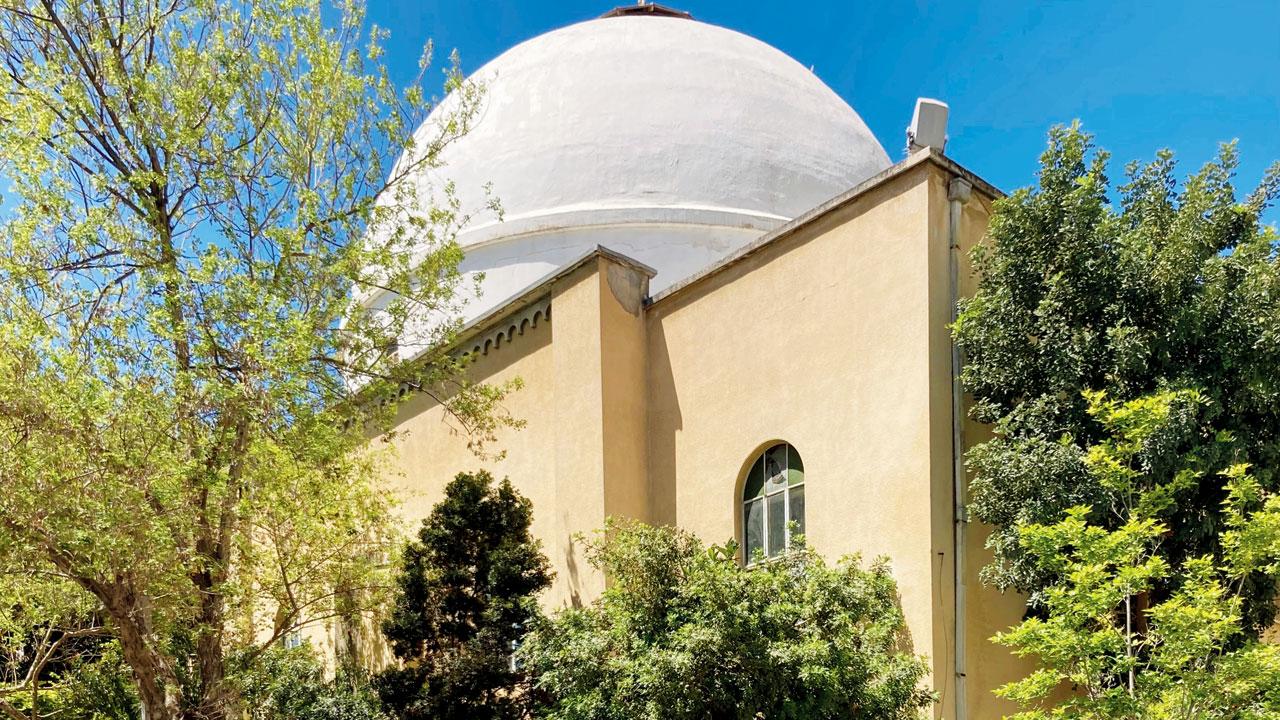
{"left": 461, "top": 297, "right": 551, "bottom": 358}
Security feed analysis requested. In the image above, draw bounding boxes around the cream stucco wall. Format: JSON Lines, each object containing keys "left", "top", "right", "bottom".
{"left": 375, "top": 251, "right": 655, "bottom": 611}
{"left": 365, "top": 154, "right": 1036, "bottom": 719}
{"left": 951, "top": 170, "right": 1042, "bottom": 720}
{"left": 380, "top": 302, "right": 562, "bottom": 597}
{"left": 548, "top": 256, "right": 654, "bottom": 606}
{"left": 646, "top": 159, "right": 968, "bottom": 716}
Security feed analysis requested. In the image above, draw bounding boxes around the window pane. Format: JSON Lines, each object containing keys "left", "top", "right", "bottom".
{"left": 744, "top": 498, "right": 764, "bottom": 562}
{"left": 764, "top": 445, "right": 787, "bottom": 494}
{"left": 743, "top": 456, "right": 765, "bottom": 500}
{"left": 787, "top": 446, "right": 804, "bottom": 486}
{"left": 789, "top": 485, "right": 805, "bottom": 540}
{"left": 767, "top": 492, "right": 786, "bottom": 556}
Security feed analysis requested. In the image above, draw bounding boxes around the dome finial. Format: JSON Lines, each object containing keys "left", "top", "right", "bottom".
{"left": 600, "top": 2, "right": 693, "bottom": 19}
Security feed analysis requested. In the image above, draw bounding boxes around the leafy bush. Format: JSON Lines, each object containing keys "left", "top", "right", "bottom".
{"left": 60, "top": 642, "right": 141, "bottom": 720}
{"left": 235, "top": 645, "right": 386, "bottom": 720}
{"left": 518, "top": 520, "right": 933, "bottom": 720}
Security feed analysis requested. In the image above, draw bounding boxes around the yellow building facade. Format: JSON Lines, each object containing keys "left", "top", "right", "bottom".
{"left": 360, "top": 8, "right": 1040, "bottom": 718}
{"left": 376, "top": 151, "right": 1035, "bottom": 719}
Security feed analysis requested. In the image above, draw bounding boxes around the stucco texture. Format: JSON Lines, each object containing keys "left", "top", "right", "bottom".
{"left": 368, "top": 155, "right": 1035, "bottom": 719}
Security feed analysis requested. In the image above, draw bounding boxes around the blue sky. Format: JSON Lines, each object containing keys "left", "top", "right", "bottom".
{"left": 367, "top": 0, "right": 1280, "bottom": 225}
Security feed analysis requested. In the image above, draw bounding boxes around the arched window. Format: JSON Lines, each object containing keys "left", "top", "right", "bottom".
{"left": 741, "top": 443, "right": 805, "bottom": 563}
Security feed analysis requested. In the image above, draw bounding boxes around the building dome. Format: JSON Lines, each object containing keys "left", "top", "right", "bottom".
{"left": 407, "top": 12, "right": 890, "bottom": 322}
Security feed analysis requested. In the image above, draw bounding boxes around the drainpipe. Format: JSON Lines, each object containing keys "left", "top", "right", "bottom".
{"left": 948, "top": 175, "right": 973, "bottom": 720}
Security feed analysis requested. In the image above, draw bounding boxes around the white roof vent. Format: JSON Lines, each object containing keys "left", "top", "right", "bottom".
{"left": 907, "top": 97, "right": 949, "bottom": 154}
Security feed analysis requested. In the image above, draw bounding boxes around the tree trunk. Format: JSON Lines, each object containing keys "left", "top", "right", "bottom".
{"left": 193, "top": 415, "right": 252, "bottom": 720}
{"left": 112, "top": 609, "right": 182, "bottom": 720}
{"left": 35, "top": 540, "right": 186, "bottom": 720}
{"left": 195, "top": 592, "right": 228, "bottom": 720}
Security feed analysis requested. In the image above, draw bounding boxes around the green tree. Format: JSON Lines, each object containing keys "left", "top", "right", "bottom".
{"left": 0, "top": 570, "right": 106, "bottom": 720}
{"left": 954, "top": 124, "right": 1280, "bottom": 630}
{"left": 517, "top": 520, "right": 933, "bottom": 720}
{"left": 375, "top": 471, "right": 552, "bottom": 720}
{"left": 0, "top": 1, "right": 512, "bottom": 718}
{"left": 995, "top": 510, "right": 1280, "bottom": 719}
{"left": 992, "top": 392, "right": 1280, "bottom": 718}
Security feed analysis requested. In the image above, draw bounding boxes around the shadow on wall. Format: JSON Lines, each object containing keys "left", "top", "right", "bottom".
{"left": 893, "top": 586, "right": 918, "bottom": 658}
{"left": 331, "top": 593, "right": 396, "bottom": 672}
{"left": 563, "top": 534, "right": 583, "bottom": 610}
{"left": 646, "top": 320, "right": 681, "bottom": 527}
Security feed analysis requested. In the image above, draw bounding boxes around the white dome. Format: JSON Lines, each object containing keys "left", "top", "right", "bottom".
{"left": 408, "top": 13, "right": 890, "bottom": 322}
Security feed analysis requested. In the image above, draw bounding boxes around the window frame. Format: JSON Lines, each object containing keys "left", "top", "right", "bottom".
{"left": 741, "top": 442, "right": 804, "bottom": 565}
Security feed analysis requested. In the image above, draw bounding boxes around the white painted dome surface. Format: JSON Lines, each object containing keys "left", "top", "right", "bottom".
{"left": 405, "top": 14, "right": 890, "bottom": 324}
